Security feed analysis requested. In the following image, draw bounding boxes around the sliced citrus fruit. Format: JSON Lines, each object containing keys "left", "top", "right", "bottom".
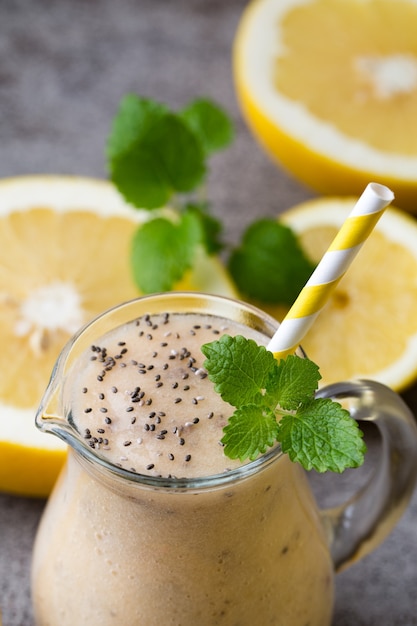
{"left": 233, "top": 0, "right": 417, "bottom": 212}
{"left": 260, "top": 196, "right": 417, "bottom": 391}
{"left": 0, "top": 175, "right": 236, "bottom": 497}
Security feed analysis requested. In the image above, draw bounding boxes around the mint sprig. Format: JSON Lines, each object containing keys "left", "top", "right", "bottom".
{"left": 106, "top": 94, "right": 232, "bottom": 292}
{"left": 107, "top": 94, "right": 233, "bottom": 211}
{"left": 202, "top": 335, "right": 366, "bottom": 473}
{"left": 107, "top": 95, "right": 205, "bottom": 209}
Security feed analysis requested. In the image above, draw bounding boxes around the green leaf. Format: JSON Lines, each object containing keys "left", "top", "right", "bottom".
{"left": 107, "top": 95, "right": 206, "bottom": 209}
{"left": 277, "top": 398, "right": 366, "bottom": 473}
{"left": 131, "top": 210, "right": 202, "bottom": 292}
{"left": 201, "top": 335, "right": 276, "bottom": 408}
{"left": 266, "top": 355, "right": 321, "bottom": 410}
{"left": 228, "top": 218, "right": 315, "bottom": 305}
{"left": 221, "top": 405, "right": 279, "bottom": 461}
{"left": 203, "top": 334, "right": 366, "bottom": 473}
{"left": 180, "top": 98, "right": 234, "bottom": 156}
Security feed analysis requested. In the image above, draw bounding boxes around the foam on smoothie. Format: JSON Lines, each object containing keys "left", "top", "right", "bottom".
{"left": 72, "top": 311, "right": 268, "bottom": 478}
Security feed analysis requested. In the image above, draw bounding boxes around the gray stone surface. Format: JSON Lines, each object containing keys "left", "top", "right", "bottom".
{"left": 0, "top": 1, "right": 416, "bottom": 625}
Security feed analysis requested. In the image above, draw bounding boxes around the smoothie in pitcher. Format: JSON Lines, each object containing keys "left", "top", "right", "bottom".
{"left": 32, "top": 306, "right": 334, "bottom": 625}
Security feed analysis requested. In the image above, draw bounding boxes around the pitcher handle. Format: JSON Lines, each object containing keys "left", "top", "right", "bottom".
{"left": 316, "top": 379, "right": 417, "bottom": 572}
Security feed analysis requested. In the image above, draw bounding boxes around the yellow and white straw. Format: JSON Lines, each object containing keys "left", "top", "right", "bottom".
{"left": 267, "top": 182, "right": 395, "bottom": 358}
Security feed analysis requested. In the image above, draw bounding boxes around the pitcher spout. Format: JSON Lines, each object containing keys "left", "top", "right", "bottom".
{"left": 35, "top": 384, "right": 73, "bottom": 445}
{"left": 35, "top": 344, "right": 77, "bottom": 447}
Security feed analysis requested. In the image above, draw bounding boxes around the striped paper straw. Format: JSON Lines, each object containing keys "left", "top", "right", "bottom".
{"left": 267, "top": 182, "right": 394, "bottom": 358}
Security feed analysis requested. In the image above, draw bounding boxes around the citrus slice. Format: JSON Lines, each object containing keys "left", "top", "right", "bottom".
{"left": 261, "top": 197, "right": 417, "bottom": 391}
{"left": 233, "top": 0, "right": 417, "bottom": 212}
{"left": 0, "top": 175, "right": 236, "bottom": 497}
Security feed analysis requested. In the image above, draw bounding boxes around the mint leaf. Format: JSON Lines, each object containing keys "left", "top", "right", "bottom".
{"left": 203, "top": 335, "right": 366, "bottom": 473}
{"left": 180, "top": 98, "right": 234, "bottom": 156}
{"left": 228, "top": 218, "right": 315, "bottom": 305}
{"left": 277, "top": 398, "right": 366, "bottom": 473}
{"left": 201, "top": 335, "right": 276, "bottom": 408}
{"left": 107, "top": 95, "right": 205, "bottom": 209}
{"left": 267, "top": 355, "right": 321, "bottom": 410}
{"left": 221, "top": 405, "right": 279, "bottom": 461}
{"left": 131, "top": 210, "right": 202, "bottom": 292}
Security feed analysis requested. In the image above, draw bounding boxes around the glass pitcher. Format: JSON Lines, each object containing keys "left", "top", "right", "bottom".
{"left": 31, "top": 293, "right": 417, "bottom": 626}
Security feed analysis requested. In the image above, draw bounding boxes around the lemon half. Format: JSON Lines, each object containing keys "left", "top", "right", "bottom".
{"left": 234, "top": 0, "right": 417, "bottom": 211}
{"left": 0, "top": 176, "right": 236, "bottom": 497}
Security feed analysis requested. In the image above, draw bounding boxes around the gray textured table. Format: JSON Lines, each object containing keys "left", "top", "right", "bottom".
{"left": 0, "top": 1, "right": 416, "bottom": 625}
